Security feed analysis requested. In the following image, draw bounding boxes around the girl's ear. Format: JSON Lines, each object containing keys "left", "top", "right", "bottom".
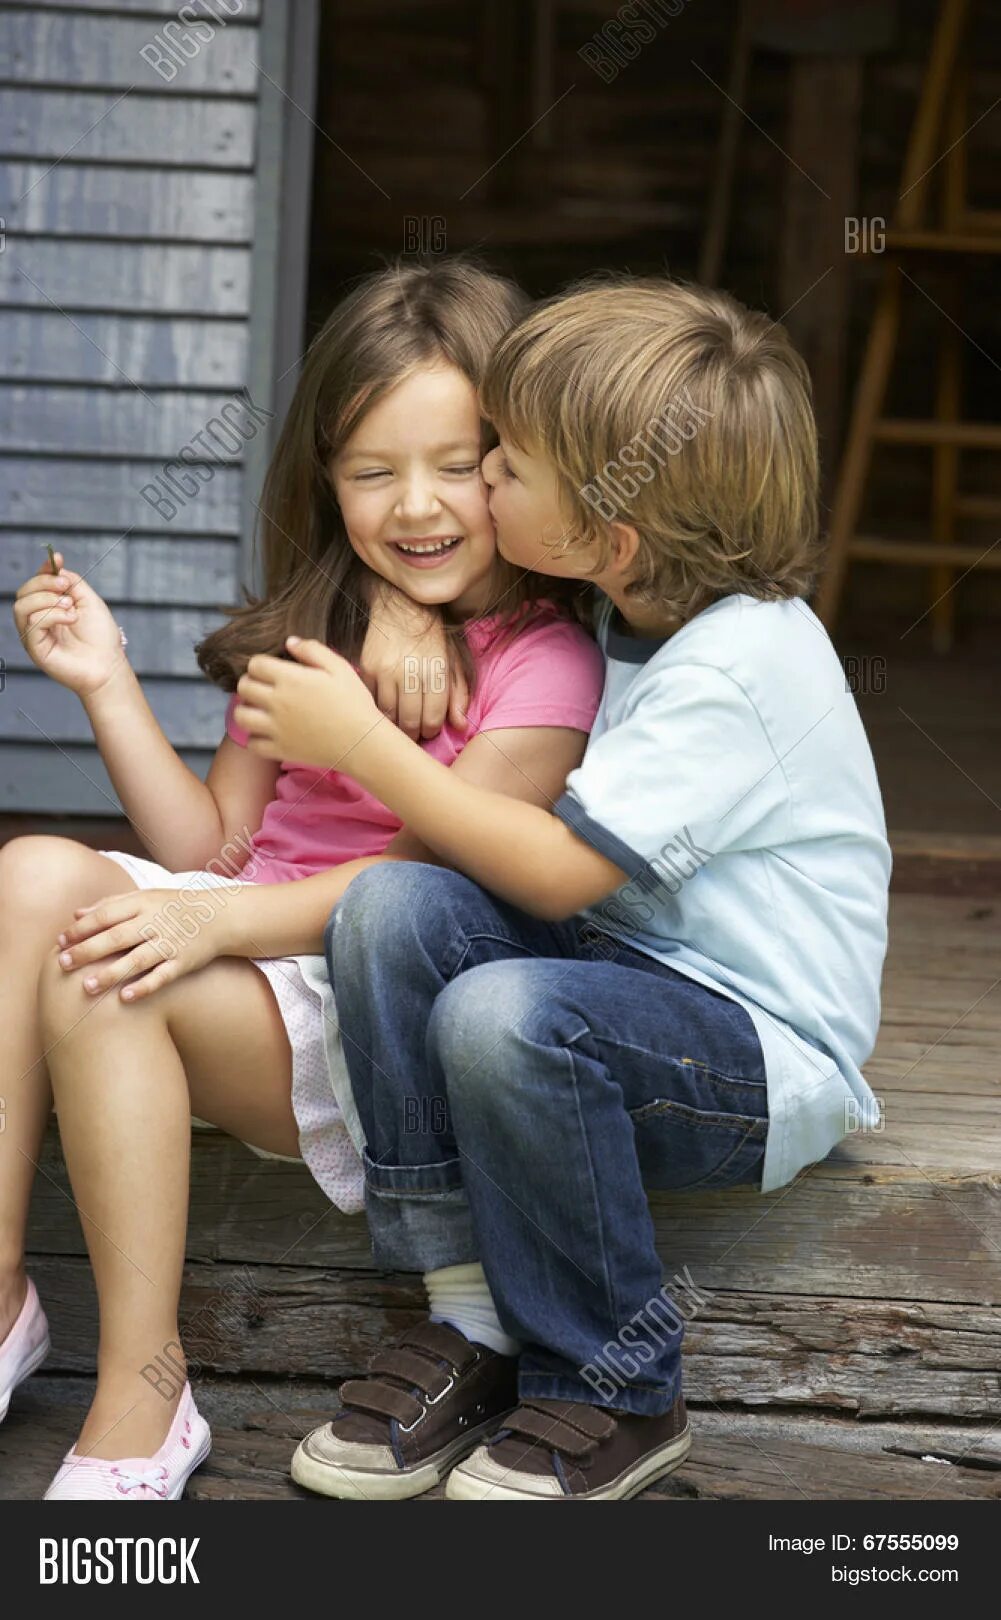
{"left": 607, "top": 521, "right": 641, "bottom": 580}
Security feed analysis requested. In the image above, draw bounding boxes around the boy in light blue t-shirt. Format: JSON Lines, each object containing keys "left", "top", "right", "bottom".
{"left": 235, "top": 277, "right": 891, "bottom": 1502}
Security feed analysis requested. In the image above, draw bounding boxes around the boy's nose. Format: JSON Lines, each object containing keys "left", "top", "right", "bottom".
{"left": 480, "top": 447, "right": 500, "bottom": 487}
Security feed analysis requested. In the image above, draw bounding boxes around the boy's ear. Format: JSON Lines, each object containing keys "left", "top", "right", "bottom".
{"left": 606, "top": 521, "right": 641, "bottom": 581}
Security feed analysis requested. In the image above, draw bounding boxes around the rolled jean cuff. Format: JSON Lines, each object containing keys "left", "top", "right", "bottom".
{"left": 362, "top": 1146, "right": 465, "bottom": 1196}
{"left": 362, "top": 1150, "right": 477, "bottom": 1272}
{"left": 517, "top": 1367, "right": 683, "bottom": 1419}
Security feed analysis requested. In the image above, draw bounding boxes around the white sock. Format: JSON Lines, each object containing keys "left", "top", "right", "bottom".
{"left": 424, "top": 1261, "right": 521, "bottom": 1357}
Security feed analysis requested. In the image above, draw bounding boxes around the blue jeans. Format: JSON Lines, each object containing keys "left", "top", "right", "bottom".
{"left": 324, "top": 863, "right": 768, "bottom": 1415}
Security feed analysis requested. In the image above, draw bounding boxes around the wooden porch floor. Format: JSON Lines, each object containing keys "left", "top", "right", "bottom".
{"left": 4, "top": 886, "right": 1001, "bottom": 1500}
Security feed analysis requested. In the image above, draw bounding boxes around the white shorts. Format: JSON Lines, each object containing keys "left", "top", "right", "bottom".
{"left": 97, "top": 849, "right": 367, "bottom": 1214}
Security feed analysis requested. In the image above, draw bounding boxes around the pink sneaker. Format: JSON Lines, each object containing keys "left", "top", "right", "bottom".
{"left": 0, "top": 1277, "right": 50, "bottom": 1422}
{"left": 44, "top": 1382, "right": 211, "bottom": 1500}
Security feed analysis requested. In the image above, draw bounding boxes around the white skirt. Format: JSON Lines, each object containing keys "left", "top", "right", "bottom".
{"left": 97, "top": 849, "right": 367, "bottom": 1214}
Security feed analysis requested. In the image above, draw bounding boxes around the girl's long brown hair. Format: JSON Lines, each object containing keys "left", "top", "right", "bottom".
{"left": 197, "top": 257, "right": 588, "bottom": 692}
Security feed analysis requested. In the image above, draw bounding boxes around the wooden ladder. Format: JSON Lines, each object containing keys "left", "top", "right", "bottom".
{"left": 814, "top": 0, "right": 1001, "bottom": 648}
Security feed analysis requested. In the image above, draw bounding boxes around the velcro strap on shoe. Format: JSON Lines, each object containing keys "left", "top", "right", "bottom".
{"left": 528, "top": 1400, "right": 618, "bottom": 1441}
{"left": 338, "top": 1377, "right": 424, "bottom": 1428}
{"left": 369, "top": 1347, "right": 453, "bottom": 1399}
{"left": 401, "top": 1319, "right": 479, "bottom": 1373}
{"left": 503, "top": 1406, "right": 600, "bottom": 1458}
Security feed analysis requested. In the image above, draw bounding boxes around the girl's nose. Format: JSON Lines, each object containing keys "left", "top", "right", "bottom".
{"left": 395, "top": 479, "right": 442, "bottom": 521}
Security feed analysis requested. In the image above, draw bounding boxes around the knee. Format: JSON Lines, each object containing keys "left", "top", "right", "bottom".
{"left": 36, "top": 945, "right": 155, "bottom": 1046}
{"left": 324, "top": 865, "right": 396, "bottom": 970}
{"left": 35, "top": 946, "right": 89, "bottom": 1042}
{"left": 326, "top": 862, "right": 472, "bottom": 973}
{"left": 0, "top": 836, "right": 100, "bottom": 933}
{"left": 430, "top": 961, "right": 557, "bottom": 1103}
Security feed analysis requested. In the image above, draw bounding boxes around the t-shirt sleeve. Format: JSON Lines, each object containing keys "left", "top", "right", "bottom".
{"left": 471, "top": 615, "right": 605, "bottom": 737}
{"left": 553, "top": 663, "right": 791, "bottom": 880}
{"left": 224, "top": 692, "right": 249, "bottom": 747}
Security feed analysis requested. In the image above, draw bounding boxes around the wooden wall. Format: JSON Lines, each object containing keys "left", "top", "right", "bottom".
{"left": 0, "top": 0, "right": 273, "bottom": 814}
{"left": 307, "top": 0, "right": 1001, "bottom": 636}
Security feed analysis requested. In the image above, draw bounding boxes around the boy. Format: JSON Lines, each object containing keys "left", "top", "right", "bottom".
{"left": 234, "top": 278, "right": 891, "bottom": 1500}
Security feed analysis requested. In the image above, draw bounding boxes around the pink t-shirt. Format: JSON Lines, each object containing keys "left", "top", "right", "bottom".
{"left": 224, "top": 607, "right": 605, "bottom": 885}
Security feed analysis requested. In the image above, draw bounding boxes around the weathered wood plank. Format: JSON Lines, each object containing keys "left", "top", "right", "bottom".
{"left": 0, "top": 311, "right": 248, "bottom": 388}
{"left": 827, "top": 1109, "right": 1001, "bottom": 1174}
{"left": 0, "top": 385, "right": 255, "bottom": 459}
{"left": 890, "top": 831, "right": 1001, "bottom": 898}
{"left": 0, "top": 456, "right": 242, "bottom": 532}
{"left": 25, "top": 1254, "right": 1001, "bottom": 1419}
{"left": 25, "top": 1127, "right": 1001, "bottom": 1306}
{"left": 0, "top": 241, "right": 250, "bottom": 316}
{"left": 651, "top": 1409, "right": 1001, "bottom": 1501}
{"left": 0, "top": 10, "right": 258, "bottom": 96}
{"left": 32, "top": 1257, "right": 422, "bottom": 1384}
{"left": 3, "top": 604, "right": 228, "bottom": 675}
{"left": 0, "top": 742, "right": 214, "bottom": 814}
{"left": 0, "top": 534, "right": 239, "bottom": 605}
{"left": 0, "top": 163, "right": 254, "bottom": 241}
{"left": 0, "top": 90, "right": 255, "bottom": 168}
{"left": 867, "top": 1051, "right": 1001, "bottom": 1095}
{"left": 1, "top": 673, "right": 229, "bottom": 747}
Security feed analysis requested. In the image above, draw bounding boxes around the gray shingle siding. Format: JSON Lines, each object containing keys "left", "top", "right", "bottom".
{"left": 0, "top": 0, "right": 288, "bottom": 814}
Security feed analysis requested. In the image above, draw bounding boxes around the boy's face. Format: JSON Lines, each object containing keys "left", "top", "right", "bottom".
{"left": 481, "top": 440, "right": 587, "bottom": 580}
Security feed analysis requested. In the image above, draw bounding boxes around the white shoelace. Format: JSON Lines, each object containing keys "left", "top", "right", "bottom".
{"left": 111, "top": 1466, "right": 168, "bottom": 1497}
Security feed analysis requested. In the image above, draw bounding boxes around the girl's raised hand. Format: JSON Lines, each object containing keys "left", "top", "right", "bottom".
{"left": 13, "top": 548, "right": 128, "bottom": 697}
{"left": 359, "top": 583, "right": 468, "bottom": 741}
{"left": 234, "top": 638, "right": 383, "bottom": 769}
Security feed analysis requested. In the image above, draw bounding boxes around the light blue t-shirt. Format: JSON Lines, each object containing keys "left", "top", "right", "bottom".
{"left": 554, "top": 591, "right": 891, "bottom": 1194}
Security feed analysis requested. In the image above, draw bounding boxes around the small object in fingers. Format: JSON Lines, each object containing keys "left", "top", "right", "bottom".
{"left": 46, "top": 543, "right": 57, "bottom": 573}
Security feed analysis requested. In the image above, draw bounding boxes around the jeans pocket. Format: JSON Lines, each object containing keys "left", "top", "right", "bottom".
{"left": 629, "top": 1097, "right": 768, "bottom": 1192}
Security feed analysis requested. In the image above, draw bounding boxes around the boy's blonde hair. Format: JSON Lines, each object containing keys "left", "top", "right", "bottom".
{"left": 480, "top": 277, "right": 820, "bottom": 620}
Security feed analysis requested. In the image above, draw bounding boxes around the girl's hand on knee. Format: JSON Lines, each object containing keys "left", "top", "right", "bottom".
{"left": 234, "top": 640, "right": 384, "bottom": 769}
{"left": 55, "top": 889, "right": 226, "bottom": 1001}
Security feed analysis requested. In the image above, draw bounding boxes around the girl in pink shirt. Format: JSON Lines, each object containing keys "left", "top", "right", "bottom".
{"left": 3, "top": 260, "right": 604, "bottom": 1499}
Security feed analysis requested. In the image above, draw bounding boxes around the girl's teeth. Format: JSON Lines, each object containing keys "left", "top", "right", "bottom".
{"left": 397, "top": 538, "right": 460, "bottom": 554}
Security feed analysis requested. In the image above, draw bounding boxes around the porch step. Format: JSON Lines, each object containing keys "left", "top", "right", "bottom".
{"left": 17, "top": 891, "right": 1001, "bottom": 1498}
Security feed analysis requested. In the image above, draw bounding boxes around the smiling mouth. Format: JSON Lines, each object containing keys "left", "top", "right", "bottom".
{"left": 391, "top": 536, "right": 463, "bottom": 556}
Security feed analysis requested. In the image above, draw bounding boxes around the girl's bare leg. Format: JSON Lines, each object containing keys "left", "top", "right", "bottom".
{"left": 0, "top": 837, "right": 141, "bottom": 1342}
{"left": 37, "top": 945, "right": 298, "bottom": 1460}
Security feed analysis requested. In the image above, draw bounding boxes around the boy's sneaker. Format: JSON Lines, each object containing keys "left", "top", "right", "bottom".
{"left": 291, "top": 1320, "right": 518, "bottom": 1500}
{"left": 0, "top": 1277, "right": 50, "bottom": 1423}
{"left": 44, "top": 1383, "right": 211, "bottom": 1500}
{"left": 445, "top": 1394, "right": 691, "bottom": 1500}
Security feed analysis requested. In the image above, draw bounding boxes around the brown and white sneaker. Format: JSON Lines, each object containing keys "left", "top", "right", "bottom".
{"left": 290, "top": 1320, "right": 518, "bottom": 1500}
{"left": 445, "top": 1395, "right": 691, "bottom": 1500}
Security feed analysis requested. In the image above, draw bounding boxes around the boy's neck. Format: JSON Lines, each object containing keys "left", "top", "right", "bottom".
{"left": 602, "top": 586, "right": 685, "bottom": 642}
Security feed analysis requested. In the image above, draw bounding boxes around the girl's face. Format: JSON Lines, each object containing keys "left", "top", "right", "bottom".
{"left": 332, "top": 364, "right": 499, "bottom": 618}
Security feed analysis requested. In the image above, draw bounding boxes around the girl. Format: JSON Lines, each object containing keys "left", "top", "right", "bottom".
{"left": 0, "top": 259, "right": 605, "bottom": 1500}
